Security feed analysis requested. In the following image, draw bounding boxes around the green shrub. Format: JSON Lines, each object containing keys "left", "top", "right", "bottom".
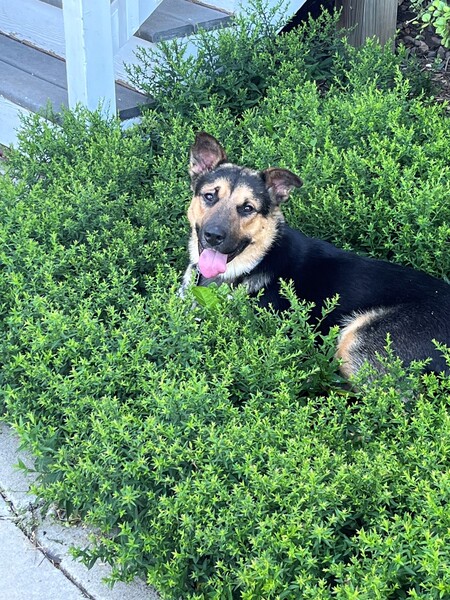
{"left": 127, "top": 0, "right": 285, "bottom": 117}
{"left": 127, "top": 1, "right": 349, "bottom": 118}
{"left": 238, "top": 75, "right": 450, "bottom": 277}
{"left": 128, "top": 1, "right": 432, "bottom": 121}
{"left": 1, "top": 7, "right": 450, "bottom": 599}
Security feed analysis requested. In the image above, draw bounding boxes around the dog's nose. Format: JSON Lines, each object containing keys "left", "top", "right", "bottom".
{"left": 204, "top": 225, "right": 226, "bottom": 247}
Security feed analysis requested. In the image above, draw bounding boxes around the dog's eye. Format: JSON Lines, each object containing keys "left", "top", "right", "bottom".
{"left": 203, "top": 192, "right": 215, "bottom": 203}
{"left": 239, "top": 204, "right": 255, "bottom": 215}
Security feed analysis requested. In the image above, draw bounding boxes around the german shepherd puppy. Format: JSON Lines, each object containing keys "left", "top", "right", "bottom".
{"left": 182, "top": 132, "right": 450, "bottom": 377}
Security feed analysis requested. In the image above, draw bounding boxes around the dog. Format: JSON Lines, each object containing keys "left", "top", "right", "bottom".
{"left": 182, "top": 132, "right": 450, "bottom": 377}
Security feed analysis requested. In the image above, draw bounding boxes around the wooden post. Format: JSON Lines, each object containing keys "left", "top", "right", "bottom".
{"left": 62, "top": 0, "right": 116, "bottom": 115}
{"left": 336, "top": 0, "right": 397, "bottom": 49}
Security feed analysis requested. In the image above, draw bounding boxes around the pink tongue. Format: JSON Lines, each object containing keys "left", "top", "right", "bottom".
{"left": 198, "top": 248, "right": 228, "bottom": 278}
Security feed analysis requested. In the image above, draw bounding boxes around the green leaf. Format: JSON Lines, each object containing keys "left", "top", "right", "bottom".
{"left": 191, "top": 285, "right": 222, "bottom": 310}
{"left": 15, "top": 459, "right": 35, "bottom": 474}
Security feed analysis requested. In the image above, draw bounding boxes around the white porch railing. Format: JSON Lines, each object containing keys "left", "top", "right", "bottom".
{"left": 63, "top": 0, "right": 163, "bottom": 115}
{"left": 0, "top": 0, "right": 304, "bottom": 141}
{"left": 111, "top": 0, "right": 163, "bottom": 49}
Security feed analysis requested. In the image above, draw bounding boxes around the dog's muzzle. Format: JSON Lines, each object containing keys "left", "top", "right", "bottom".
{"left": 197, "top": 235, "right": 251, "bottom": 279}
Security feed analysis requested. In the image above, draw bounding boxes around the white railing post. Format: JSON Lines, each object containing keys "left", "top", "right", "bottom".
{"left": 62, "top": 0, "right": 116, "bottom": 116}
{"left": 110, "top": 0, "right": 163, "bottom": 52}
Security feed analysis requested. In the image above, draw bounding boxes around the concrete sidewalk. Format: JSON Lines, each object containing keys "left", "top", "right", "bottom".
{"left": 0, "top": 423, "right": 159, "bottom": 600}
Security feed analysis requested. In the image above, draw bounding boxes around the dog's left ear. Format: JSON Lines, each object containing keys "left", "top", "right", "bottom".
{"left": 189, "top": 132, "right": 227, "bottom": 182}
{"left": 262, "top": 168, "right": 303, "bottom": 204}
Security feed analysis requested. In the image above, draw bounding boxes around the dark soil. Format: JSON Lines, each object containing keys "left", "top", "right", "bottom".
{"left": 397, "top": 0, "right": 450, "bottom": 105}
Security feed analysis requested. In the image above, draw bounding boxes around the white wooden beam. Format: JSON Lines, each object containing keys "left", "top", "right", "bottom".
{"left": 62, "top": 0, "right": 116, "bottom": 115}
{"left": 0, "top": 0, "right": 156, "bottom": 86}
{"left": 110, "top": 0, "right": 162, "bottom": 49}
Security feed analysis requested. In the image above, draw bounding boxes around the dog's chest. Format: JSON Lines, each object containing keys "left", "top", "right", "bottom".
{"left": 196, "top": 268, "right": 272, "bottom": 296}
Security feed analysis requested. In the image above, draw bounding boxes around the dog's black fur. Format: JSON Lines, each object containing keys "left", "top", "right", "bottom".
{"left": 235, "top": 222, "right": 450, "bottom": 374}
{"left": 183, "top": 133, "right": 450, "bottom": 377}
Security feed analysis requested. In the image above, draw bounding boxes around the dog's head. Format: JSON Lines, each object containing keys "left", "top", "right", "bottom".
{"left": 187, "top": 132, "right": 303, "bottom": 281}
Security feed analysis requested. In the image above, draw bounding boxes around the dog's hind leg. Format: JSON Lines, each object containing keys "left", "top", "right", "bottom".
{"left": 336, "top": 309, "right": 389, "bottom": 378}
{"left": 336, "top": 306, "right": 449, "bottom": 378}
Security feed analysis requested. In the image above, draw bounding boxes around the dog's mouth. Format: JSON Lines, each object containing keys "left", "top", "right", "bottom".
{"left": 197, "top": 240, "right": 250, "bottom": 279}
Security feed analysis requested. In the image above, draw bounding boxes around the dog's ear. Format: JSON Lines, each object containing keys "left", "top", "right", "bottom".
{"left": 262, "top": 168, "right": 303, "bottom": 204}
{"left": 189, "top": 132, "right": 227, "bottom": 182}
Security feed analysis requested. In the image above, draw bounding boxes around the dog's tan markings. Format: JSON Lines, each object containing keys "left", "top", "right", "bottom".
{"left": 187, "top": 228, "right": 200, "bottom": 264}
{"left": 211, "top": 182, "right": 281, "bottom": 279}
{"left": 230, "top": 183, "right": 258, "bottom": 209}
{"left": 336, "top": 309, "right": 384, "bottom": 377}
{"left": 188, "top": 179, "right": 225, "bottom": 225}
{"left": 221, "top": 206, "right": 283, "bottom": 282}
{"left": 187, "top": 197, "right": 204, "bottom": 232}
{"left": 205, "top": 177, "right": 231, "bottom": 198}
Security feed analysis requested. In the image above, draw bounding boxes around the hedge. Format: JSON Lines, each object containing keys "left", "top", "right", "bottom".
{"left": 1, "top": 5, "right": 450, "bottom": 598}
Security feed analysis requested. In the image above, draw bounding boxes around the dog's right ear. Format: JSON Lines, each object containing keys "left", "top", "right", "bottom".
{"left": 189, "top": 132, "right": 227, "bottom": 182}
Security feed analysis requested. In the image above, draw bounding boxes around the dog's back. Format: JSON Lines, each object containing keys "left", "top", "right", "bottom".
{"left": 246, "top": 223, "right": 450, "bottom": 375}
